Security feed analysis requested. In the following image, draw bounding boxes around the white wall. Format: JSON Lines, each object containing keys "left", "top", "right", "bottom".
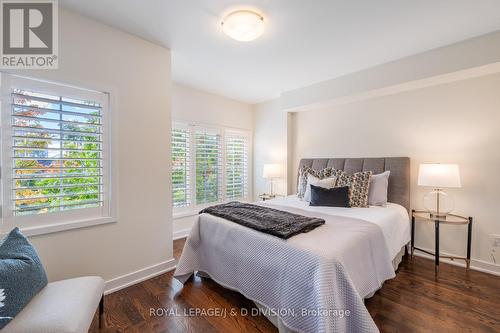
{"left": 252, "top": 99, "right": 289, "bottom": 200}
{"left": 3, "top": 8, "right": 173, "bottom": 291}
{"left": 171, "top": 83, "right": 253, "bottom": 238}
{"left": 291, "top": 73, "right": 500, "bottom": 273}
{"left": 172, "top": 83, "right": 253, "bottom": 129}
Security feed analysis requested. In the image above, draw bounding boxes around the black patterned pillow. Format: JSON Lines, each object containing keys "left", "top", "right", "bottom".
{"left": 297, "top": 166, "right": 341, "bottom": 198}
{"left": 335, "top": 170, "right": 373, "bottom": 207}
{"left": 335, "top": 170, "right": 350, "bottom": 187}
{"left": 297, "top": 166, "right": 345, "bottom": 198}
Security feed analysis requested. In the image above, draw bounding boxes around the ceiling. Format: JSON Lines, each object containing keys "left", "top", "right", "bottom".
{"left": 59, "top": 0, "right": 500, "bottom": 104}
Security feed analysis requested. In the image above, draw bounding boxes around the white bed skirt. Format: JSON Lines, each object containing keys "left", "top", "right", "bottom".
{"left": 253, "top": 244, "right": 408, "bottom": 333}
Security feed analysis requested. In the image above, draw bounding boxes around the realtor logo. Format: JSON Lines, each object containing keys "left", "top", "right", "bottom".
{"left": 1, "top": 0, "right": 58, "bottom": 68}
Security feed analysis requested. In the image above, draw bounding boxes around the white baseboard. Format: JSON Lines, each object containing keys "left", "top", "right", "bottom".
{"left": 413, "top": 247, "right": 500, "bottom": 277}
{"left": 173, "top": 227, "right": 191, "bottom": 240}
{"left": 104, "top": 259, "right": 177, "bottom": 294}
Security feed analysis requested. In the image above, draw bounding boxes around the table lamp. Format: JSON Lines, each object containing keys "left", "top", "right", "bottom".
{"left": 263, "top": 164, "right": 281, "bottom": 196}
{"left": 417, "top": 163, "right": 461, "bottom": 219}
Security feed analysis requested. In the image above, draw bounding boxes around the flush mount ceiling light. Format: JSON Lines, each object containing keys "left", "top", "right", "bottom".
{"left": 221, "top": 10, "right": 265, "bottom": 42}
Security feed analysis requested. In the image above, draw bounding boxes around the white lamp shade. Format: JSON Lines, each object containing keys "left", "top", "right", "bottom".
{"left": 263, "top": 164, "right": 281, "bottom": 179}
{"left": 417, "top": 164, "right": 461, "bottom": 188}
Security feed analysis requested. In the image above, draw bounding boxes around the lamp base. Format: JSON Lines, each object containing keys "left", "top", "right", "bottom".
{"left": 423, "top": 189, "right": 454, "bottom": 218}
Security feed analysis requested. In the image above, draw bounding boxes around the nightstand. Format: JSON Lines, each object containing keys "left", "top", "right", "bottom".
{"left": 411, "top": 210, "right": 472, "bottom": 279}
{"left": 258, "top": 193, "right": 282, "bottom": 201}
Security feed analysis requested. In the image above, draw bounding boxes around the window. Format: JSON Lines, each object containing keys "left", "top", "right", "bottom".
{"left": 225, "top": 132, "right": 248, "bottom": 200}
{"left": 11, "top": 88, "right": 103, "bottom": 215}
{"left": 195, "top": 128, "right": 222, "bottom": 205}
{"left": 1, "top": 75, "right": 113, "bottom": 233}
{"left": 171, "top": 125, "right": 190, "bottom": 207}
{"left": 171, "top": 122, "right": 250, "bottom": 213}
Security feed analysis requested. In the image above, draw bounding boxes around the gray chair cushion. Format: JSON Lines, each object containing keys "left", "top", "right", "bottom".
{"left": 2, "top": 276, "right": 105, "bottom": 333}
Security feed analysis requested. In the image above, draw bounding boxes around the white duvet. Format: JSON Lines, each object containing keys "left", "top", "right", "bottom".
{"left": 174, "top": 196, "right": 410, "bottom": 333}
{"left": 269, "top": 196, "right": 411, "bottom": 260}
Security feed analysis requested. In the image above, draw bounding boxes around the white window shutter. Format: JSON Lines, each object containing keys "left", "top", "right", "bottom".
{"left": 195, "top": 127, "right": 222, "bottom": 205}
{"left": 171, "top": 122, "right": 251, "bottom": 212}
{"left": 11, "top": 88, "right": 104, "bottom": 215}
{"left": 171, "top": 124, "right": 190, "bottom": 207}
{"left": 225, "top": 132, "right": 248, "bottom": 200}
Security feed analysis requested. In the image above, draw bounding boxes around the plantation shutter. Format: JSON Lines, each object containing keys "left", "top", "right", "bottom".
{"left": 195, "top": 127, "right": 222, "bottom": 205}
{"left": 225, "top": 132, "right": 248, "bottom": 200}
{"left": 171, "top": 124, "right": 190, "bottom": 207}
{"left": 11, "top": 88, "right": 104, "bottom": 215}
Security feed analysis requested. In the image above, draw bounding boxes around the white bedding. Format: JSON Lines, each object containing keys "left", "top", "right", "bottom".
{"left": 174, "top": 196, "right": 410, "bottom": 333}
{"left": 268, "top": 195, "right": 411, "bottom": 260}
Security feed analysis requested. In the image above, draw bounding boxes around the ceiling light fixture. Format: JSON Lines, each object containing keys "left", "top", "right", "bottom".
{"left": 221, "top": 10, "right": 265, "bottom": 42}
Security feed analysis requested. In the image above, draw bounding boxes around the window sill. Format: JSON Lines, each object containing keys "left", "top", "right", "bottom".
{"left": 173, "top": 211, "right": 198, "bottom": 219}
{"left": 17, "top": 217, "right": 117, "bottom": 237}
{"left": 173, "top": 198, "right": 252, "bottom": 220}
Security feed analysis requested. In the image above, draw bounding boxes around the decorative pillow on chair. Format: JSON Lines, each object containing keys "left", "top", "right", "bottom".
{"left": 0, "top": 228, "right": 48, "bottom": 329}
{"left": 336, "top": 170, "right": 373, "bottom": 207}
{"left": 297, "top": 166, "right": 343, "bottom": 199}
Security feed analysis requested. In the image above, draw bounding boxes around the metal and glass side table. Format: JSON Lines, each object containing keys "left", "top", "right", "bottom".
{"left": 258, "top": 193, "right": 284, "bottom": 201}
{"left": 411, "top": 210, "right": 472, "bottom": 279}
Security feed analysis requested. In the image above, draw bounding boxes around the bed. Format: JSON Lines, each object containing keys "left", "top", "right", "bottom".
{"left": 175, "top": 157, "right": 411, "bottom": 333}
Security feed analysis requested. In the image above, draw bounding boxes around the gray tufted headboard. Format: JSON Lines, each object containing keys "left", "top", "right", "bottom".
{"left": 298, "top": 157, "right": 410, "bottom": 212}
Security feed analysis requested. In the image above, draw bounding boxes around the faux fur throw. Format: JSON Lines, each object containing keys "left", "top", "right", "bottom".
{"left": 200, "top": 202, "right": 325, "bottom": 239}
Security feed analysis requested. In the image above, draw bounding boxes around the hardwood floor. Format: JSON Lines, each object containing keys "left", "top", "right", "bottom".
{"left": 90, "top": 238, "right": 500, "bottom": 333}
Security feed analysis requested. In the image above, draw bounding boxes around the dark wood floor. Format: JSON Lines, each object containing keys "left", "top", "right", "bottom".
{"left": 90, "top": 238, "right": 500, "bottom": 333}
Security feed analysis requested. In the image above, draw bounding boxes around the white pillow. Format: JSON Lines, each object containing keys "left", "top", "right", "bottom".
{"left": 303, "top": 174, "right": 337, "bottom": 202}
{"left": 368, "top": 171, "right": 390, "bottom": 206}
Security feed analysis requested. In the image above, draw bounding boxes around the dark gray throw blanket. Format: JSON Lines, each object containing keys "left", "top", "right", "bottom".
{"left": 199, "top": 201, "right": 325, "bottom": 239}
